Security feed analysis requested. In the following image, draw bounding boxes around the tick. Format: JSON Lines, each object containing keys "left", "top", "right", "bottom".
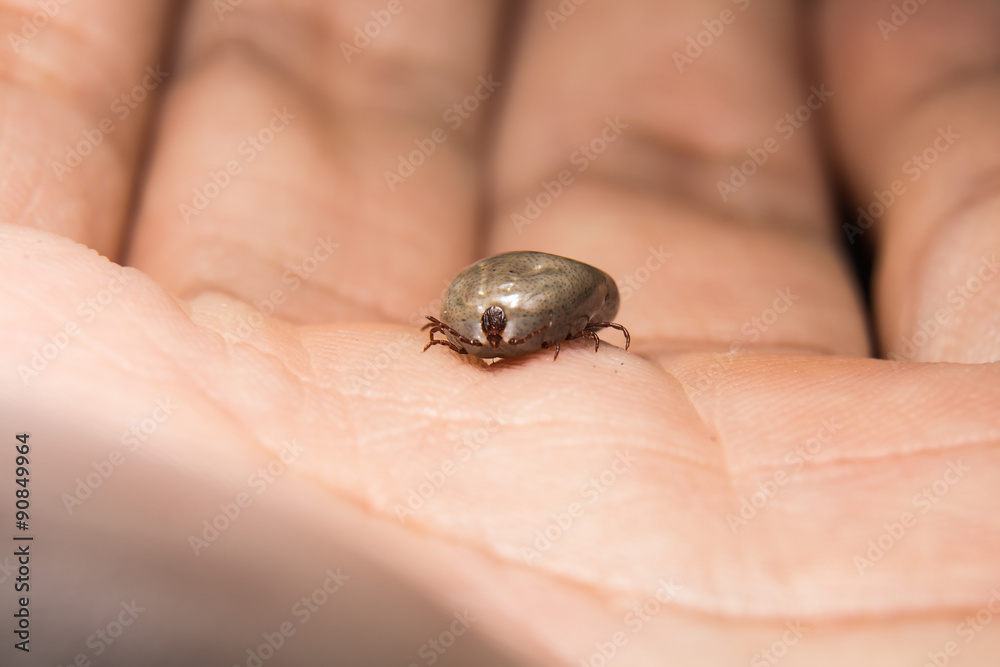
{"left": 423, "top": 251, "right": 630, "bottom": 359}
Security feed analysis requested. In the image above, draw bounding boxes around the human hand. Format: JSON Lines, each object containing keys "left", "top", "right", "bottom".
{"left": 2, "top": 1, "right": 999, "bottom": 665}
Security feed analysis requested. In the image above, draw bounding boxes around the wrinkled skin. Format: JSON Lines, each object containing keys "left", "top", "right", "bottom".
{"left": 1, "top": 1, "right": 1000, "bottom": 665}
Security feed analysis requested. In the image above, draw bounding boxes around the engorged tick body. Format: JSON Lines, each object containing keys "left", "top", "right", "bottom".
{"left": 423, "top": 251, "right": 630, "bottom": 359}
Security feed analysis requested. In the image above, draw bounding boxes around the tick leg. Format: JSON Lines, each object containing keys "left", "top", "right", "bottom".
{"left": 510, "top": 323, "right": 557, "bottom": 359}
{"left": 559, "top": 321, "right": 630, "bottom": 356}
{"left": 585, "top": 321, "right": 630, "bottom": 350}
{"left": 506, "top": 323, "right": 551, "bottom": 346}
{"left": 564, "top": 328, "right": 602, "bottom": 352}
{"left": 423, "top": 316, "right": 458, "bottom": 336}
{"left": 422, "top": 316, "right": 482, "bottom": 354}
{"left": 423, "top": 339, "right": 468, "bottom": 354}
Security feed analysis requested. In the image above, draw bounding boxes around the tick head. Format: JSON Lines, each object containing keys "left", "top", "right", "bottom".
{"left": 481, "top": 305, "right": 507, "bottom": 349}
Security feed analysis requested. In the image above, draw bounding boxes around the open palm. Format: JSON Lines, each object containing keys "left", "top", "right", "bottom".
{"left": 2, "top": 1, "right": 999, "bottom": 665}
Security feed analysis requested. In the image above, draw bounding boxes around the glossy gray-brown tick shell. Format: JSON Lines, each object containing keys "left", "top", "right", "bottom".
{"left": 423, "top": 251, "right": 630, "bottom": 359}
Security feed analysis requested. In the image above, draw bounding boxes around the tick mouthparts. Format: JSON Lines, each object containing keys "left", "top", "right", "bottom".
{"left": 481, "top": 306, "right": 507, "bottom": 348}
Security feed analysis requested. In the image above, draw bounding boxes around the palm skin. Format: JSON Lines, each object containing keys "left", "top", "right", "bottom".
{"left": 1, "top": 1, "right": 999, "bottom": 666}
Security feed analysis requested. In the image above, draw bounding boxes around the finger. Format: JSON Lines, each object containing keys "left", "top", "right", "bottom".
{"left": 820, "top": 0, "right": 1000, "bottom": 362}
{"left": 0, "top": 1, "right": 173, "bottom": 255}
{"left": 127, "top": 0, "right": 502, "bottom": 324}
{"left": 489, "top": 0, "right": 868, "bottom": 358}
